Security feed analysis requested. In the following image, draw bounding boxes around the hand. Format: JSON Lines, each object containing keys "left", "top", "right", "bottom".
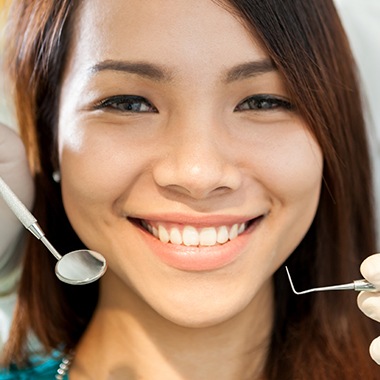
{"left": 357, "top": 253, "right": 380, "bottom": 365}
{"left": 0, "top": 123, "right": 34, "bottom": 262}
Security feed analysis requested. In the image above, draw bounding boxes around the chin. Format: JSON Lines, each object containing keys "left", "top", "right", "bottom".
{"left": 145, "top": 279, "right": 272, "bottom": 330}
{"left": 155, "top": 303, "right": 247, "bottom": 329}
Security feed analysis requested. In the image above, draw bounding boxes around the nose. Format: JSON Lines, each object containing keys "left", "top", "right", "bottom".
{"left": 152, "top": 113, "right": 242, "bottom": 200}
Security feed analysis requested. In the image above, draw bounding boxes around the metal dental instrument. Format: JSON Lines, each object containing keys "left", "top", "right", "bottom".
{"left": 0, "top": 176, "right": 107, "bottom": 285}
{"left": 285, "top": 266, "right": 377, "bottom": 295}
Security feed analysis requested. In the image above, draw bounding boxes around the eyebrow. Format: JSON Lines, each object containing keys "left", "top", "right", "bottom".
{"left": 224, "top": 59, "right": 276, "bottom": 83}
{"left": 89, "top": 60, "right": 173, "bottom": 82}
{"left": 88, "top": 58, "right": 276, "bottom": 83}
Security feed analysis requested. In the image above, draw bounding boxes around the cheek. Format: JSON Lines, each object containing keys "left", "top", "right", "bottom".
{"left": 255, "top": 129, "right": 323, "bottom": 204}
{"left": 59, "top": 126, "right": 143, "bottom": 202}
{"left": 248, "top": 131, "right": 323, "bottom": 274}
{"left": 58, "top": 125, "right": 152, "bottom": 243}
{"left": 272, "top": 131, "right": 323, "bottom": 245}
{"left": 246, "top": 127, "right": 323, "bottom": 254}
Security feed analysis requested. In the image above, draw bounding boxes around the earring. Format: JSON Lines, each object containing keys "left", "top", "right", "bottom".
{"left": 52, "top": 170, "right": 61, "bottom": 183}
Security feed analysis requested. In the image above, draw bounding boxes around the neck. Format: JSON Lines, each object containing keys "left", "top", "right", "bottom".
{"left": 71, "top": 273, "right": 273, "bottom": 380}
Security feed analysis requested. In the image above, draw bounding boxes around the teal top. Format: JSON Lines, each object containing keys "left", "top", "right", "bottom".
{"left": 0, "top": 352, "right": 67, "bottom": 380}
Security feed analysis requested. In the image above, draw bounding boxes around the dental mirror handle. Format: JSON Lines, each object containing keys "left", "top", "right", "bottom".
{"left": 0, "top": 176, "right": 62, "bottom": 260}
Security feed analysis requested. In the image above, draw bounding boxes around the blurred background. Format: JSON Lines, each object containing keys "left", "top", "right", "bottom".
{"left": 0, "top": 0, "right": 14, "bottom": 128}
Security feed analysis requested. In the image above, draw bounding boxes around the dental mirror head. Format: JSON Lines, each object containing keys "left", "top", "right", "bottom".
{"left": 55, "top": 249, "right": 107, "bottom": 285}
{"left": 0, "top": 176, "right": 107, "bottom": 285}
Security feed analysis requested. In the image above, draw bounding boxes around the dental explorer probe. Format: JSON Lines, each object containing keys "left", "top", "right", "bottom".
{"left": 285, "top": 266, "right": 377, "bottom": 295}
{"left": 0, "top": 176, "right": 107, "bottom": 285}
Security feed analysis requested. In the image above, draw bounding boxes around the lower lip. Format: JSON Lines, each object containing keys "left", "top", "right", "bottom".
{"left": 137, "top": 220, "right": 260, "bottom": 272}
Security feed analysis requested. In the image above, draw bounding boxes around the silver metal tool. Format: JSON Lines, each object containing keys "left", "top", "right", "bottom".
{"left": 0, "top": 176, "right": 107, "bottom": 285}
{"left": 285, "top": 266, "right": 376, "bottom": 295}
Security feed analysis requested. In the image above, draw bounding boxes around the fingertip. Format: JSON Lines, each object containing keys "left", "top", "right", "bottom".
{"left": 360, "top": 253, "right": 380, "bottom": 286}
{"left": 369, "top": 337, "right": 380, "bottom": 365}
{"left": 357, "top": 292, "right": 380, "bottom": 322}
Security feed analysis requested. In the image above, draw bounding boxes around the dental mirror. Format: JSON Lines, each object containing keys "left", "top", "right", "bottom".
{"left": 285, "top": 266, "right": 376, "bottom": 295}
{"left": 0, "top": 176, "right": 107, "bottom": 285}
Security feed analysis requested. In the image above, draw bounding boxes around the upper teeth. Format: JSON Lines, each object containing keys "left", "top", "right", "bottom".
{"left": 141, "top": 221, "right": 247, "bottom": 247}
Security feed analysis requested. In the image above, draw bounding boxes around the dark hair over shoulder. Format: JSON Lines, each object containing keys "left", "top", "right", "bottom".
{"left": 2, "top": 0, "right": 380, "bottom": 378}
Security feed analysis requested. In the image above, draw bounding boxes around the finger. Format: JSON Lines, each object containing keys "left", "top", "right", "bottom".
{"left": 370, "top": 336, "right": 380, "bottom": 365}
{"left": 357, "top": 291, "right": 380, "bottom": 323}
{"left": 360, "top": 253, "right": 380, "bottom": 287}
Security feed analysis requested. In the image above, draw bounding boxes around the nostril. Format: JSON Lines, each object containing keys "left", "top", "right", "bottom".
{"left": 151, "top": 146, "right": 242, "bottom": 199}
{"left": 213, "top": 186, "right": 234, "bottom": 195}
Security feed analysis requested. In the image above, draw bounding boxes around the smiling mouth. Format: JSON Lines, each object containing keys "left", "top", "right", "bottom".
{"left": 132, "top": 218, "right": 261, "bottom": 247}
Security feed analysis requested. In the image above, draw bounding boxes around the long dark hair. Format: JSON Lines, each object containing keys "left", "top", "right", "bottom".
{"left": 2, "top": 0, "right": 379, "bottom": 378}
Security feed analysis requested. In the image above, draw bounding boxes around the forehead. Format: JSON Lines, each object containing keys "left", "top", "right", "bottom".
{"left": 66, "top": 0, "right": 268, "bottom": 75}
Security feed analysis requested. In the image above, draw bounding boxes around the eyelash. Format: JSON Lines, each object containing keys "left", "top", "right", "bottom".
{"left": 94, "top": 94, "right": 293, "bottom": 113}
{"left": 94, "top": 95, "right": 158, "bottom": 113}
{"left": 234, "top": 94, "right": 293, "bottom": 112}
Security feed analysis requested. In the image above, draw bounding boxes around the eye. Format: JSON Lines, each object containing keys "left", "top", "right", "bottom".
{"left": 235, "top": 94, "right": 293, "bottom": 112}
{"left": 94, "top": 95, "right": 158, "bottom": 113}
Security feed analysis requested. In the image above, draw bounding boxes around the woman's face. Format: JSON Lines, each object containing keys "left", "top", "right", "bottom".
{"left": 58, "top": 0, "right": 323, "bottom": 326}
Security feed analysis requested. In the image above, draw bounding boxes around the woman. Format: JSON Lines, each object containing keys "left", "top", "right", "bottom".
{"left": 1, "top": 0, "right": 380, "bottom": 379}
